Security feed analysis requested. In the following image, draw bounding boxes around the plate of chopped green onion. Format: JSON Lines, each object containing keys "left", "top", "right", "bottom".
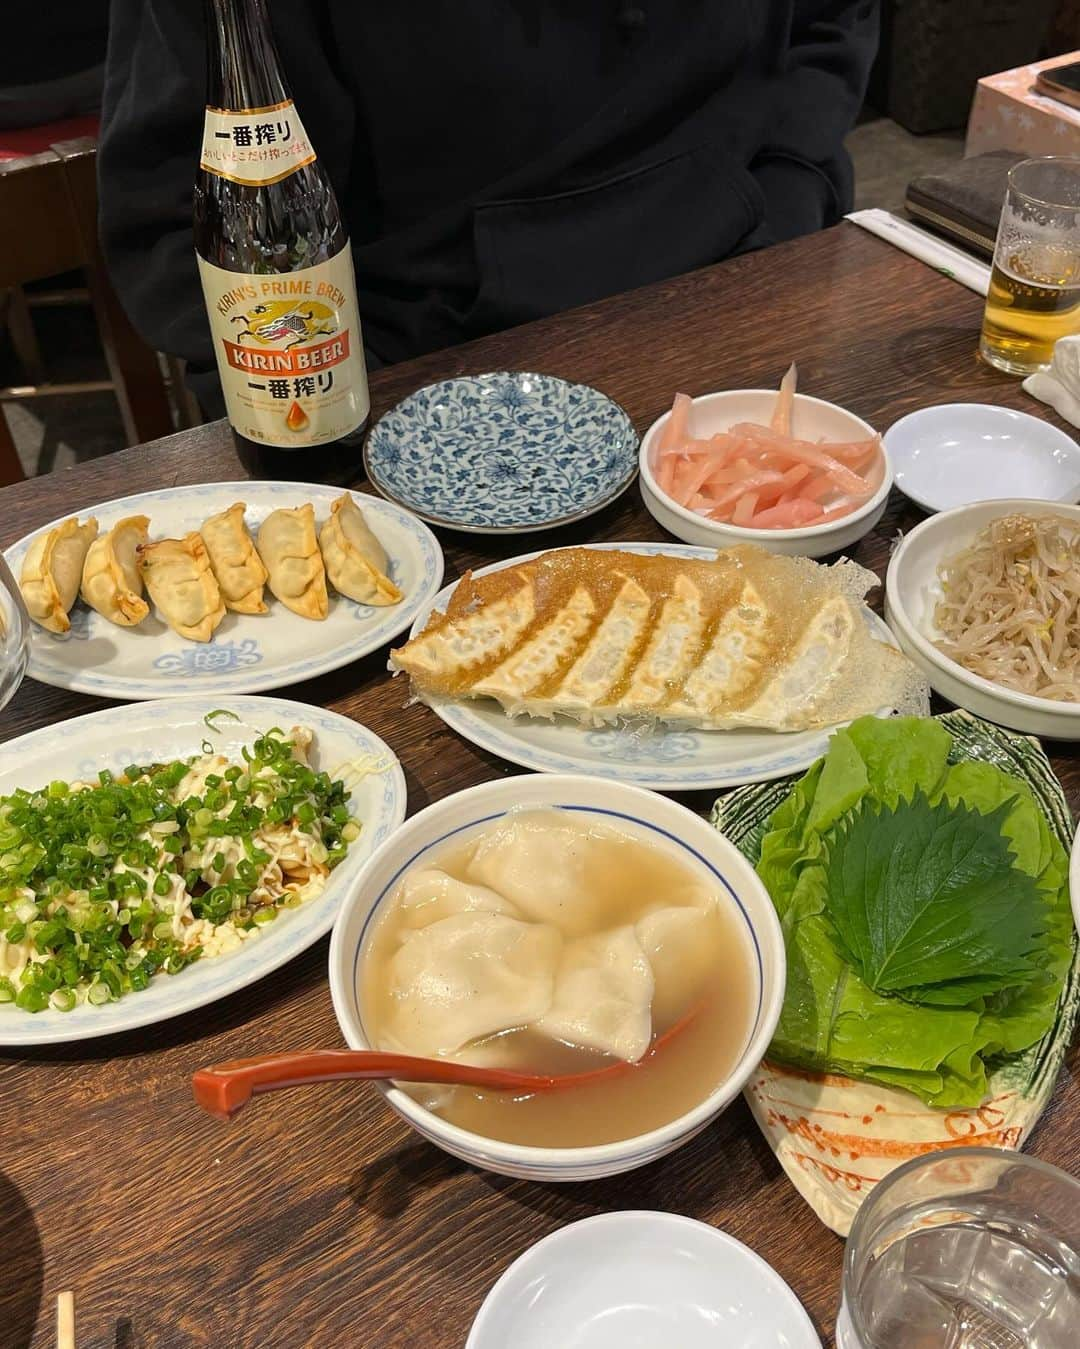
{"left": 0, "top": 695, "right": 406, "bottom": 1044}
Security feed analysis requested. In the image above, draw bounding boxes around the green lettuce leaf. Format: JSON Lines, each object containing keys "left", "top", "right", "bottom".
{"left": 806, "top": 729, "right": 868, "bottom": 833}
{"left": 841, "top": 715, "right": 951, "bottom": 804}
{"left": 981, "top": 831, "right": 1073, "bottom": 1058}
{"left": 750, "top": 716, "right": 1072, "bottom": 1109}
{"left": 770, "top": 904, "right": 993, "bottom": 1107}
{"left": 831, "top": 973, "right": 989, "bottom": 1107}
{"left": 755, "top": 760, "right": 823, "bottom": 918}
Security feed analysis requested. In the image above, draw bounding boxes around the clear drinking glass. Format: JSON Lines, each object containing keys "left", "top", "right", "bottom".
{"left": 0, "top": 553, "right": 30, "bottom": 711}
{"left": 980, "top": 156, "right": 1080, "bottom": 375}
{"left": 837, "top": 1148, "right": 1080, "bottom": 1348}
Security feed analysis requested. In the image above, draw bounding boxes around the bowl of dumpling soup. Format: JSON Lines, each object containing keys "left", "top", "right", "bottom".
{"left": 329, "top": 774, "right": 785, "bottom": 1181}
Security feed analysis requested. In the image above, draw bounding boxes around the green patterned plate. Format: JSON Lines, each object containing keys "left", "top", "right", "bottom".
{"left": 711, "top": 710, "right": 1079, "bottom": 1237}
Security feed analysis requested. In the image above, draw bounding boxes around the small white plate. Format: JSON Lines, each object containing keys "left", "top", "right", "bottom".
{"left": 403, "top": 542, "right": 903, "bottom": 790}
{"left": 466, "top": 1212, "right": 821, "bottom": 1349}
{"left": 3, "top": 482, "right": 444, "bottom": 699}
{"left": 884, "top": 403, "right": 1080, "bottom": 514}
{"left": 0, "top": 695, "right": 407, "bottom": 1045}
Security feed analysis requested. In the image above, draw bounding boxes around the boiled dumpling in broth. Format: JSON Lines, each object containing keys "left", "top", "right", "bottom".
{"left": 383, "top": 911, "right": 561, "bottom": 1056}
{"left": 20, "top": 516, "right": 98, "bottom": 633}
{"left": 466, "top": 809, "right": 596, "bottom": 936}
{"left": 137, "top": 532, "right": 226, "bottom": 643}
{"left": 395, "top": 868, "right": 520, "bottom": 929}
{"left": 319, "top": 494, "right": 401, "bottom": 606}
{"left": 636, "top": 905, "right": 718, "bottom": 1027}
{"left": 201, "top": 502, "right": 268, "bottom": 615}
{"left": 538, "top": 925, "right": 655, "bottom": 1063}
{"left": 80, "top": 514, "right": 150, "bottom": 627}
{"left": 257, "top": 504, "right": 328, "bottom": 620}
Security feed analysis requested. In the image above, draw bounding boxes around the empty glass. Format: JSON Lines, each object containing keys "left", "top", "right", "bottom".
{"left": 0, "top": 553, "right": 30, "bottom": 711}
{"left": 837, "top": 1148, "right": 1080, "bottom": 1349}
{"left": 980, "top": 156, "right": 1080, "bottom": 375}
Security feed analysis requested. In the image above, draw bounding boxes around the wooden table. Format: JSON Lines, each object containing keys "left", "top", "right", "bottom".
{"left": 2, "top": 223, "right": 1078, "bottom": 1349}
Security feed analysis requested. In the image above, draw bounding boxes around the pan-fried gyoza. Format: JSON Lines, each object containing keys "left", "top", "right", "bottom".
{"left": 390, "top": 546, "right": 925, "bottom": 733}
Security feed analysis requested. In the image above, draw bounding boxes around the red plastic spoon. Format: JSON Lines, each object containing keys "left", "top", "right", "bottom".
{"left": 193, "top": 1003, "right": 702, "bottom": 1122}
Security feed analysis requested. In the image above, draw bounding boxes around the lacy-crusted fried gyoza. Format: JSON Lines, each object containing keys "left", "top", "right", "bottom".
{"left": 390, "top": 546, "right": 925, "bottom": 732}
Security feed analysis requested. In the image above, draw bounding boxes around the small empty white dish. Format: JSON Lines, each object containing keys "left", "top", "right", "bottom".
{"left": 466, "top": 1211, "right": 821, "bottom": 1349}
{"left": 884, "top": 403, "right": 1080, "bottom": 514}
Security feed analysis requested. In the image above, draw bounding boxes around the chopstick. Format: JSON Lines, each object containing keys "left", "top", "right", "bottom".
{"left": 846, "top": 208, "right": 992, "bottom": 295}
{"left": 57, "top": 1291, "right": 74, "bottom": 1349}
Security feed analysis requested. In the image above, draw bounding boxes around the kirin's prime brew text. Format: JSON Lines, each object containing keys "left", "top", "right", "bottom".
{"left": 194, "top": 0, "right": 369, "bottom": 481}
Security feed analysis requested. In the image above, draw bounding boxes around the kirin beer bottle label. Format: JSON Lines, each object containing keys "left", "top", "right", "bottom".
{"left": 197, "top": 251, "right": 370, "bottom": 447}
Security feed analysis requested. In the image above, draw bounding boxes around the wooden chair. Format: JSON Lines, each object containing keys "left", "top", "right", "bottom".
{"left": 0, "top": 130, "right": 177, "bottom": 486}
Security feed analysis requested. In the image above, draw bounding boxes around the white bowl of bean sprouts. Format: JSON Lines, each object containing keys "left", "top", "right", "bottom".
{"left": 885, "top": 500, "right": 1080, "bottom": 740}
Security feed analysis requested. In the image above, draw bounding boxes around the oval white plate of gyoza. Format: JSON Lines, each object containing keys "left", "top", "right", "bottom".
{"left": 3, "top": 481, "right": 444, "bottom": 699}
{"left": 403, "top": 543, "right": 910, "bottom": 791}
{"left": 0, "top": 695, "right": 406, "bottom": 1045}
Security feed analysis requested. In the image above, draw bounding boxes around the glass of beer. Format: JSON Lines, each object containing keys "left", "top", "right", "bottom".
{"left": 980, "top": 156, "right": 1080, "bottom": 375}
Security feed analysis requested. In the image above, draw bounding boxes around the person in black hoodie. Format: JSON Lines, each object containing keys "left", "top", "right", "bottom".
{"left": 99, "top": 1, "right": 879, "bottom": 417}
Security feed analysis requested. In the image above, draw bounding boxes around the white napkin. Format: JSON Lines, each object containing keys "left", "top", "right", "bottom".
{"left": 1023, "top": 334, "right": 1080, "bottom": 429}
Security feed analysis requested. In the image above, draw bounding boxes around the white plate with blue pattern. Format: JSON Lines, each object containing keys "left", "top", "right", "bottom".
{"left": 405, "top": 543, "right": 903, "bottom": 790}
{"left": 364, "top": 372, "right": 639, "bottom": 533}
{"left": 4, "top": 482, "right": 444, "bottom": 700}
{"left": 0, "top": 695, "right": 407, "bottom": 1045}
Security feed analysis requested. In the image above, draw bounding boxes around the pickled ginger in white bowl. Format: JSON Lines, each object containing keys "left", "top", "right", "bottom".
{"left": 329, "top": 774, "right": 785, "bottom": 1182}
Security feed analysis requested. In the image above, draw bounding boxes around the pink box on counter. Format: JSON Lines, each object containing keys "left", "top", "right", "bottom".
{"left": 966, "top": 55, "right": 1080, "bottom": 159}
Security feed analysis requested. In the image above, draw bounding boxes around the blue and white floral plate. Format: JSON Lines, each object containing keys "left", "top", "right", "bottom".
{"left": 0, "top": 695, "right": 407, "bottom": 1045}
{"left": 364, "top": 372, "right": 639, "bottom": 533}
{"left": 4, "top": 482, "right": 444, "bottom": 700}
{"left": 405, "top": 543, "right": 903, "bottom": 790}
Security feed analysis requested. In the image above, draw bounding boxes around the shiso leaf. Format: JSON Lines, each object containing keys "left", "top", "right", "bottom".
{"left": 823, "top": 789, "right": 1045, "bottom": 999}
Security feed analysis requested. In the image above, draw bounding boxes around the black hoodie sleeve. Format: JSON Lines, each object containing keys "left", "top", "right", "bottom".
{"left": 750, "top": 0, "right": 879, "bottom": 243}
{"left": 98, "top": 2, "right": 211, "bottom": 368}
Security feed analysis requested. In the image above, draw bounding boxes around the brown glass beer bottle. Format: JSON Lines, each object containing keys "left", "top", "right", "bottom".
{"left": 194, "top": 0, "right": 369, "bottom": 483}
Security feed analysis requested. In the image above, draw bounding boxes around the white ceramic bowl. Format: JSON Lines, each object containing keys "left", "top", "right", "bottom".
{"left": 329, "top": 774, "right": 786, "bottom": 1182}
{"left": 885, "top": 498, "right": 1080, "bottom": 740}
{"left": 884, "top": 403, "right": 1080, "bottom": 514}
{"left": 639, "top": 389, "right": 892, "bottom": 558}
{"left": 466, "top": 1212, "right": 821, "bottom": 1349}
